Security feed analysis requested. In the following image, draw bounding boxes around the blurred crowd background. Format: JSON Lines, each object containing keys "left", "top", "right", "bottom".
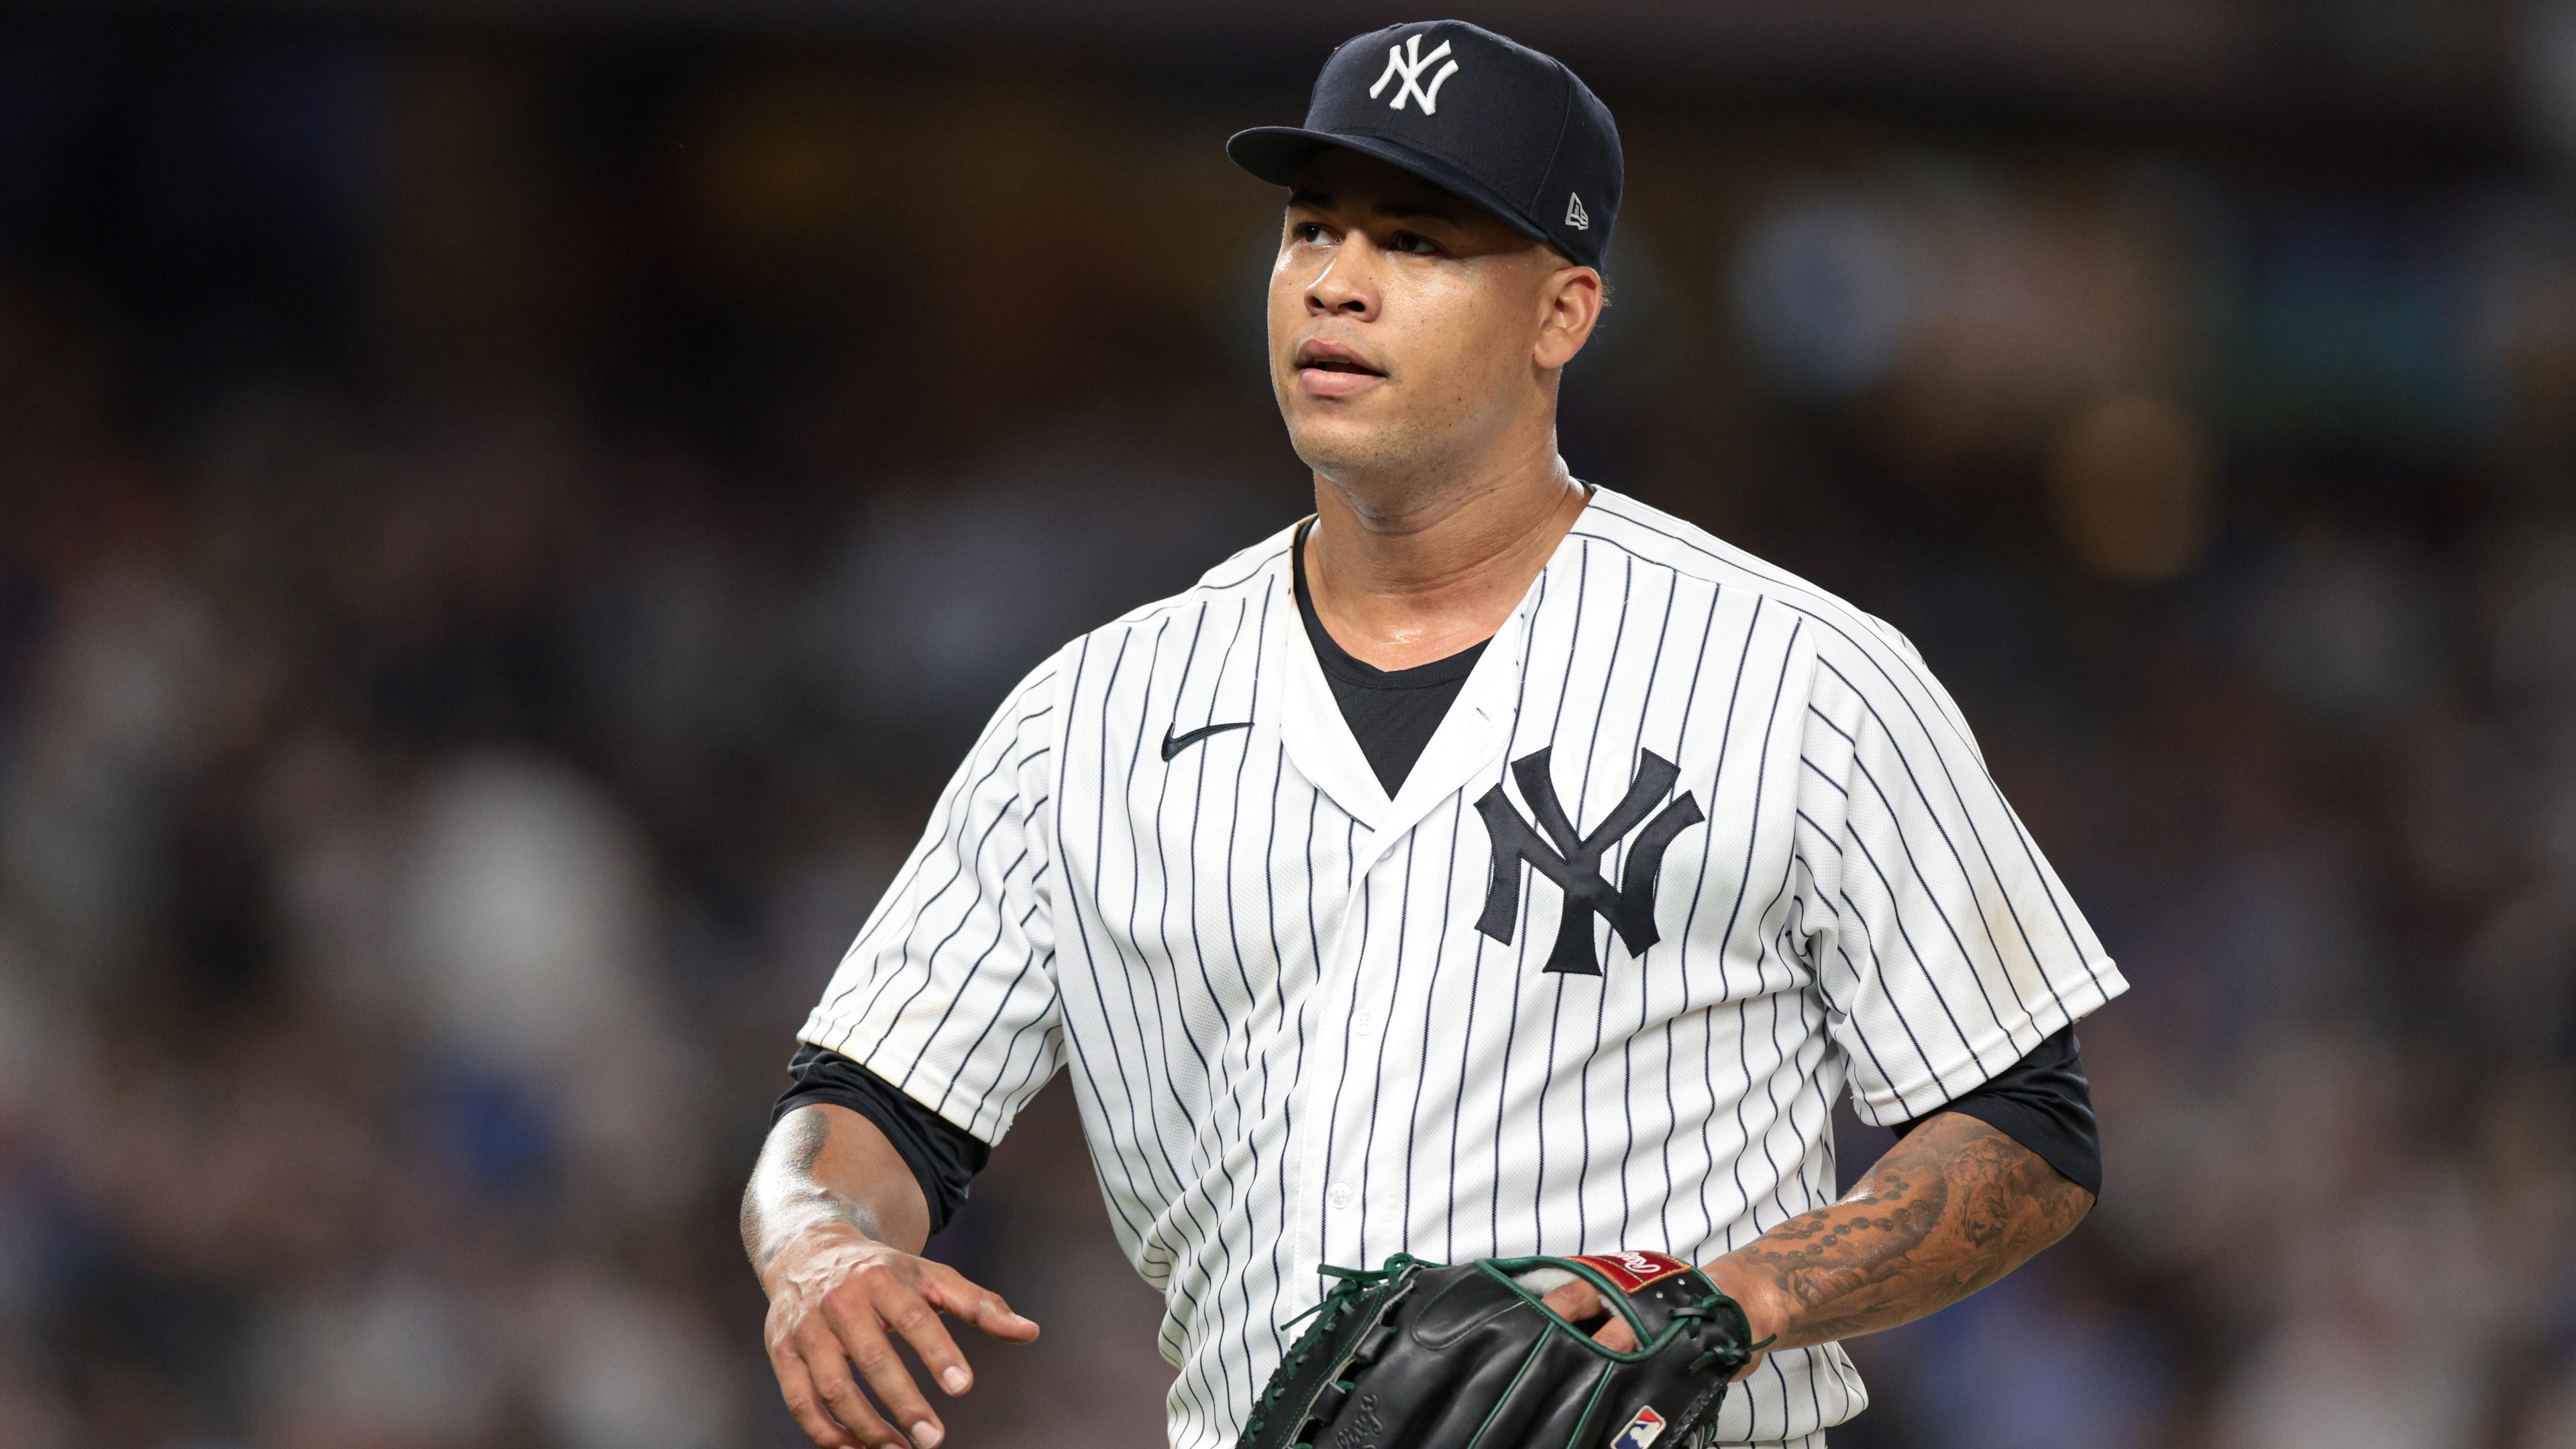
{"left": 2, "top": 2, "right": 2574, "bottom": 1446}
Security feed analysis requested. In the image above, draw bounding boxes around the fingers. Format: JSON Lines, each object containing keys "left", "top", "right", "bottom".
{"left": 792, "top": 1320, "right": 904, "bottom": 1448}
{"left": 1539, "top": 1280, "right": 1604, "bottom": 1321}
{"left": 767, "top": 1344, "right": 857, "bottom": 1449}
{"left": 877, "top": 1275, "right": 974, "bottom": 1399}
{"left": 926, "top": 1263, "right": 1042, "bottom": 1345}
{"left": 824, "top": 1293, "right": 946, "bottom": 1449}
{"left": 1536, "top": 1281, "right": 1638, "bottom": 1351}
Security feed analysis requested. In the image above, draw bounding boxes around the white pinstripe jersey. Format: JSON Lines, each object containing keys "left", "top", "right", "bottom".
{"left": 798, "top": 486, "right": 2127, "bottom": 1447}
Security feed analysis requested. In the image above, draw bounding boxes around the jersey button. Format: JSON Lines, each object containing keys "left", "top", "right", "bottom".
{"left": 1328, "top": 1182, "right": 1356, "bottom": 1212}
{"left": 1351, "top": 1007, "right": 1378, "bottom": 1038}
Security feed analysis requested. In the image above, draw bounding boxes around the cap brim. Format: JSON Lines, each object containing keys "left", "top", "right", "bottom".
{"left": 1224, "top": 127, "right": 1556, "bottom": 252}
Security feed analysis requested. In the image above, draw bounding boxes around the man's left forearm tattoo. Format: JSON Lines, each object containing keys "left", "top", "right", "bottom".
{"left": 1720, "top": 1112, "right": 2092, "bottom": 1349}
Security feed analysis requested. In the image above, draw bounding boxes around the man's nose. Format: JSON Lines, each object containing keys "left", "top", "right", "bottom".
{"left": 1306, "top": 237, "right": 1380, "bottom": 320}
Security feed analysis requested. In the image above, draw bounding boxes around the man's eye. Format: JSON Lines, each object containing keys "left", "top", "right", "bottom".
{"left": 1389, "top": 231, "right": 1438, "bottom": 256}
{"left": 1292, "top": 222, "right": 1332, "bottom": 245}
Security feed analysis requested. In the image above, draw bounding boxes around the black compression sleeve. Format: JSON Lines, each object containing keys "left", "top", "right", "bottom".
{"left": 773, "top": 1044, "right": 992, "bottom": 1235}
{"left": 1890, "top": 1025, "right": 2100, "bottom": 1196}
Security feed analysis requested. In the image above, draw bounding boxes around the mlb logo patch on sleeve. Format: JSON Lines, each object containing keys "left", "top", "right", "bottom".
{"left": 1611, "top": 1405, "right": 1668, "bottom": 1449}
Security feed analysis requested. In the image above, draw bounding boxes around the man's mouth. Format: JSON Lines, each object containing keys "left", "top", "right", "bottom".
{"left": 1295, "top": 341, "right": 1387, "bottom": 396}
{"left": 1295, "top": 341, "right": 1386, "bottom": 377}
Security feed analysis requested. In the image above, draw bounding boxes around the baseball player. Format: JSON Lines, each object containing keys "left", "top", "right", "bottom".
{"left": 741, "top": 21, "right": 2125, "bottom": 1449}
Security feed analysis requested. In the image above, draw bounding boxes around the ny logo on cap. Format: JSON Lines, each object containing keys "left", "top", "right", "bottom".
{"left": 1368, "top": 32, "right": 1460, "bottom": 115}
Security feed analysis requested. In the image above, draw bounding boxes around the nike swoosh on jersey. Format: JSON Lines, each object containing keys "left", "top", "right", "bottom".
{"left": 1161, "top": 720, "right": 1254, "bottom": 761}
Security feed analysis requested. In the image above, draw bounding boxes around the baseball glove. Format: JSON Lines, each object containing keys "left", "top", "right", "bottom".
{"left": 1240, "top": 1250, "right": 1764, "bottom": 1449}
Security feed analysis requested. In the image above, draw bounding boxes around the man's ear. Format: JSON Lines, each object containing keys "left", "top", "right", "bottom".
{"left": 1532, "top": 262, "right": 1605, "bottom": 371}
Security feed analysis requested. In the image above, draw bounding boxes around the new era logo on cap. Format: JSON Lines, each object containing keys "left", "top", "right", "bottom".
{"left": 1225, "top": 19, "right": 1625, "bottom": 272}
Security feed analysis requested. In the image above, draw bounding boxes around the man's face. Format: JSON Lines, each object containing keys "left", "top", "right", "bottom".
{"left": 1267, "top": 149, "right": 1596, "bottom": 485}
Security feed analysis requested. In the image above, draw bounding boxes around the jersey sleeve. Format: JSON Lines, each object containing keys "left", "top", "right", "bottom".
{"left": 1789, "top": 619, "right": 2127, "bottom": 1126}
{"left": 796, "top": 651, "right": 1068, "bottom": 1146}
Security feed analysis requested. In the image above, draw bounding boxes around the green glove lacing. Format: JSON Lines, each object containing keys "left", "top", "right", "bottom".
{"left": 1241, "top": 1254, "right": 1432, "bottom": 1440}
{"left": 1665, "top": 1295, "right": 1768, "bottom": 1377}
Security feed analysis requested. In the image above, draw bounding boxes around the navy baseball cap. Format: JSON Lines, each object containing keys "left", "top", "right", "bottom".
{"left": 1228, "top": 21, "right": 1623, "bottom": 272}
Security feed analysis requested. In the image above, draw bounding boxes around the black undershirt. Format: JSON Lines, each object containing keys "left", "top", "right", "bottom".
{"left": 1292, "top": 518, "right": 1489, "bottom": 797}
{"left": 771, "top": 526, "right": 2102, "bottom": 1230}
{"left": 1890, "top": 1024, "right": 2099, "bottom": 1195}
{"left": 773, "top": 1044, "right": 989, "bottom": 1235}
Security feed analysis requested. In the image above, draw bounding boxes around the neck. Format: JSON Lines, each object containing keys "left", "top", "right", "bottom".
{"left": 1304, "top": 440, "right": 1590, "bottom": 671}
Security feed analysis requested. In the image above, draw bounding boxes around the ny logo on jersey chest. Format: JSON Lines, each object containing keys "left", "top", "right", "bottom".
{"left": 1472, "top": 747, "right": 1705, "bottom": 975}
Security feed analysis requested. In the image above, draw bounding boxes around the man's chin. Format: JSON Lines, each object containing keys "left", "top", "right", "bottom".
{"left": 1284, "top": 416, "right": 1408, "bottom": 480}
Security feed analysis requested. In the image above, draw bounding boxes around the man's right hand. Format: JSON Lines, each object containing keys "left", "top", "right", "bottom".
{"left": 759, "top": 1222, "right": 1042, "bottom": 1449}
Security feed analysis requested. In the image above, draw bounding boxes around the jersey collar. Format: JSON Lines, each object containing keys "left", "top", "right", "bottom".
{"left": 1263, "top": 491, "right": 1593, "bottom": 853}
